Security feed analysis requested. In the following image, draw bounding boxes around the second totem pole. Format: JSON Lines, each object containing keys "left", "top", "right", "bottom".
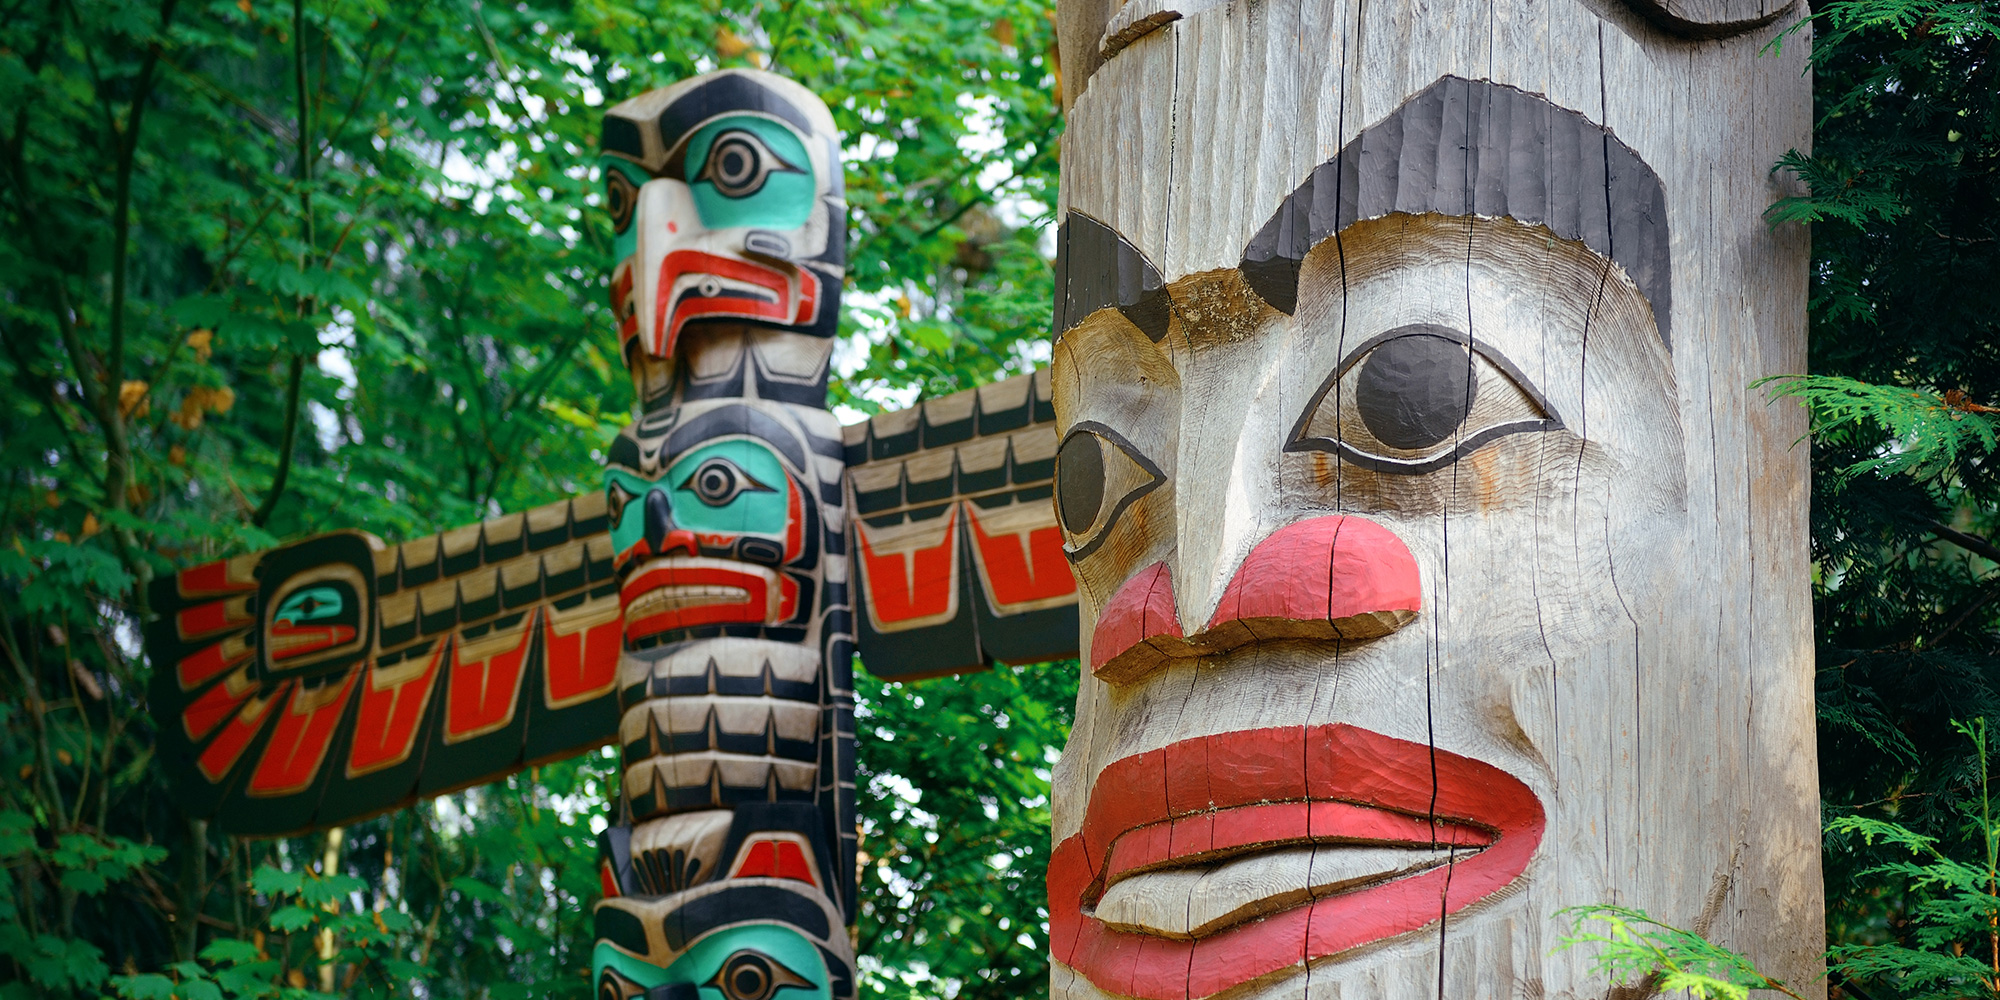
{"left": 1043, "top": 0, "right": 1821, "bottom": 997}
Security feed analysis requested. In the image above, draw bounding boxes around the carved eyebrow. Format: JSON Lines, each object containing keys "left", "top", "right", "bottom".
{"left": 1051, "top": 212, "right": 1171, "bottom": 343}
{"left": 1240, "top": 75, "right": 1673, "bottom": 349}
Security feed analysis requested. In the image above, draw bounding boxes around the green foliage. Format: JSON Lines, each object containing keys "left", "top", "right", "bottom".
{"left": 1760, "top": 374, "right": 1999, "bottom": 478}
{"left": 1556, "top": 906, "right": 1807, "bottom": 1000}
{"left": 1, "top": 0, "right": 1063, "bottom": 995}
{"left": 1767, "top": 0, "right": 2000, "bottom": 974}
{"left": 853, "top": 661, "right": 1077, "bottom": 999}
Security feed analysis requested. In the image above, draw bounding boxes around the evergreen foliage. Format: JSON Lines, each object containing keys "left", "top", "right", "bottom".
{"left": 0, "top": 0, "right": 1062, "bottom": 995}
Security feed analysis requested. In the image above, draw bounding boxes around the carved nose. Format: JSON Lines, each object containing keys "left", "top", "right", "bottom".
{"left": 642, "top": 491, "right": 698, "bottom": 558}
{"left": 1089, "top": 516, "right": 1423, "bottom": 684}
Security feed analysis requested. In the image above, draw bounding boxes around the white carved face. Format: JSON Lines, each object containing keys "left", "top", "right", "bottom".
{"left": 1048, "top": 213, "right": 1685, "bottom": 1000}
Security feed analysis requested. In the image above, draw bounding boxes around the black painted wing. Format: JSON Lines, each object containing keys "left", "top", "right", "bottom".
{"left": 145, "top": 494, "right": 623, "bottom": 836}
{"left": 843, "top": 368, "right": 1082, "bottom": 681}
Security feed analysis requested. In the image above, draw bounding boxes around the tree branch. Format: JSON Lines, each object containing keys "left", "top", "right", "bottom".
{"left": 1929, "top": 518, "right": 2000, "bottom": 566}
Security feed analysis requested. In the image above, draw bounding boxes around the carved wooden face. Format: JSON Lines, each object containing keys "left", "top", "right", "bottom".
{"left": 600, "top": 69, "right": 846, "bottom": 361}
{"left": 1049, "top": 212, "right": 1685, "bottom": 998}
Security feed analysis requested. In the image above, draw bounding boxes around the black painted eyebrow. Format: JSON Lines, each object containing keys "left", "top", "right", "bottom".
{"left": 1051, "top": 212, "right": 1172, "bottom": 342}
{"left": 600, "top": 73, "right": 818, "bottom": 170}
{"left": 1240, "top": 75, "right": 1673, "bottom": 348}
{"left": 1051, "top": 75, "right": 1674, "bottom": 350}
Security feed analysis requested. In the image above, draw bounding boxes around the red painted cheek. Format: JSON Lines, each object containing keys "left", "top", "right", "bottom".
{"left": 1088, "top": 516, "right": 1423, "bottom": 683}
{"left": 1089, "top": 562, "right": 1182, "bottom": 682}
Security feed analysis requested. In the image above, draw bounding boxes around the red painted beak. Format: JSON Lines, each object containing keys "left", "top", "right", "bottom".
{"left": 645, "top": 250, "right": 819, "bottom": 357}
{"left": 1090, "top": 515, "right": 1422, "bottom": 681}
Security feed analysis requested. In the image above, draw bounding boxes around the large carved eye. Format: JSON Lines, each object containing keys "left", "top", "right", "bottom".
{"left": 1287, "top": 324, "right": 1560, "bottom": 474}
{"left": 694, "top": 130, "right": 803, "bottom": 199}
{"left": 605, "top": 167, "right": 640, "bottom": 234}
{"left": 678, "top": 456, "right": 775, "bottom": 507}
{"left": 1057, "top": 422, "right": 1165, "bottom": 560}
{"left": 704, "top": 949, "right": 813, "bottom": 1000}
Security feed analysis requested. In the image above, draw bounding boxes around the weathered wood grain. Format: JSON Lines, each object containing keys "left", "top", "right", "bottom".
{"left": 1048, "top": 0, "right": 1817, "bottom": 995}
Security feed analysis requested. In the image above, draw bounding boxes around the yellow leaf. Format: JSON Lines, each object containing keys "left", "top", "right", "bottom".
{"left": 187, "top": 328, "right": 214, "bottom": 362}
{"left": 118, "top": 380, "right": 150, "bottom": 420}
{"left": 56, "top": 750, "right": 72, "bottom": 766}
{"left": 238, "top": 0, "right": 251, "bottom": 13}
{"left": 170, "top": 444, "right": 187, "bottom": 467}
{"left": 715, "top": 24, "right": 753, "bottom": 58}
{"left": 80, "top": 513, "right": 99, "bottom": 539}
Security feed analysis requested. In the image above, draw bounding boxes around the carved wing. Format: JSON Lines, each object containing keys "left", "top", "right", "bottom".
{"left": 842, "top": 368, "right": 1082, "bottom": 681}
{"left": 145, "top": 494, "right": 623, "bottom": 836}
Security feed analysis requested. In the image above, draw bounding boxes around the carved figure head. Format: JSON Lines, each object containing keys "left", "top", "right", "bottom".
{"left": 600, "top": 69, "right": 846, "bottom": 370}
{"left": 1047, "top": 5, "right": 1817, "bottom": 997}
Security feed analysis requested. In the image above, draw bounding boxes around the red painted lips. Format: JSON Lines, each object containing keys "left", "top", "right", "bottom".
{"left": 1049, "top": 724, "right": 1544, "bottom": 999}
{"left": 1090, "top": 516, "right": 1423, "bottom": 683}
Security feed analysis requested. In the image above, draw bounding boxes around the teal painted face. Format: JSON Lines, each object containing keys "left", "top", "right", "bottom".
{"left": 594, "top": 924, "right": 829, "bottom": 1000}
{"left": 682, "top": 116, "right": 815, "bottom": 231}
{"left": 606, "top": 439, "right": 800, "bottom": 569}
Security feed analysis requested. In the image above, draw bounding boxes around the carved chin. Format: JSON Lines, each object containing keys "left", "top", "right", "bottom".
{"left": 1049, "top": 725, "right": 1544, "bottom": 1000}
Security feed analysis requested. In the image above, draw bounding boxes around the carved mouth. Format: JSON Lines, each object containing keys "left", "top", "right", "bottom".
{"left": 265, "top": 624, "right": 357, "bottom": 660}
{"left": 619, "top": 557, "right": 780, "bottom": 639}
{"left": 1049, "top": 725, "right": 1543, "bottom": 1000}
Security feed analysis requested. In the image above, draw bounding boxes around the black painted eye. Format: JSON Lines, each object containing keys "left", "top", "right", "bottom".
{"left": 606, "top": 168, "right": 640, "bottom": 234}
{"left": 704, "top": 949, "right": 813, "bottom": 1000}
{"left": 1288, "top": 324, "right": 1560, "bottom": 474}
{"left": 606, "top": 480, "right": 636, "bottom": 525}
{"left": 678, "top": 457, "right": 775, "bottom": 507}
{"left": 1056, "top": 423, "right": 1165, "bottom": 561}
{"left": 693, "top": 130, "right": 802, "bottom": 199}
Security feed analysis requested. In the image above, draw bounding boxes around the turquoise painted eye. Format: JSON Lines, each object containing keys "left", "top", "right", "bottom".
{"left": 695, "top": 130, "right": 801, "bottom": 199}
{"left": 680, "top": 456, "right": 774, "bottom": 508}
{"left": 274, "top": 586, "right": 343, "bottom": 626}
{"left": 683, "top": 117, "right": 815, "bottom": 231}
{"left": 705, "top": 949, "right": 812, "bottom": 1000}
{"left": 665, "top": 442, "right": 790, "bottom": 536}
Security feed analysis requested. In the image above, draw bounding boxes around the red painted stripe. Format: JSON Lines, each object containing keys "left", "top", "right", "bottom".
{"left": 856, "top": 508, "right": 959, "bottom": 626}
{"left": 247, "top": 668, "right": 360, "bottom": 796}
{"left": 348, "top": 642, "right": 445, "bottom": 776}
{"left": 967, "top": 508, "right": 1077, "bottom": 607}
{"left": 195, "top": 683, "right": 286, "bottom": 783}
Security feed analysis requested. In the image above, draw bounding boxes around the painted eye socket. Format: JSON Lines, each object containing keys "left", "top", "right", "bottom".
{"left": 595, "top": 967, "right": 642, "bottom": 1000}
{"left": 605, "top": 168, "right": 639, "bottom": 234}
{"left": 606, "top": 480, "right": 636, "bottom": 526}
{"left": 705, "top": 949, "right": 812, "bottom": 1000}
{"left": 1056, "top": 422, "right": 1166, "bottom": 561}
{"left": 1287, "top": 324, "right": 1560, "bottom": 474}
{"left": 679, "top": 456, "right": 775, "bottom": 507}
{"left": 694, "top": 129, "right": 803, "bottom": 199}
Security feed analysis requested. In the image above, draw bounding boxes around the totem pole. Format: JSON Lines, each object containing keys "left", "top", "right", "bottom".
{"left": 144, "top": 68, "right": 1085, "bottom": 998}
{"left": 1044, "top": 1, "right": 1819, "bottom": 998}
{"left": 584, "top": 70, "right": 859, "bottom": 999}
